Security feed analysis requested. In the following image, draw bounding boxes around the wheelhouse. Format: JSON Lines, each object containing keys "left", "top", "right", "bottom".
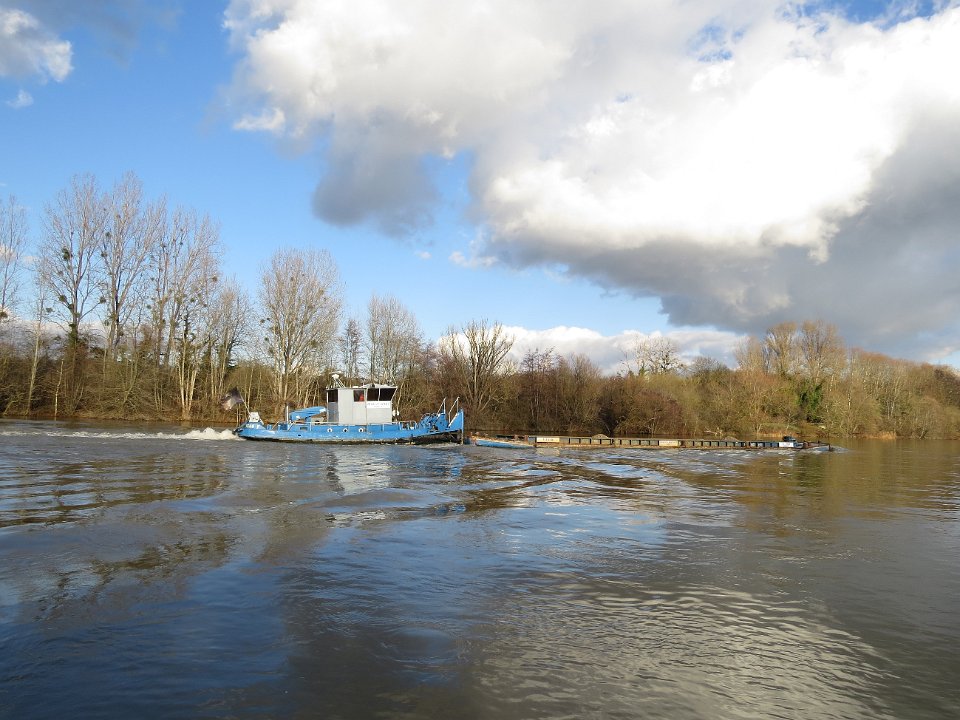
{"left": 324, "top": 383, "right": 397, "bottom": 424}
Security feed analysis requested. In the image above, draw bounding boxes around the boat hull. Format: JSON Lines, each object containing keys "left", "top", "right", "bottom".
{"left": 235, "top": 410, "right": 464, "bottom": 444}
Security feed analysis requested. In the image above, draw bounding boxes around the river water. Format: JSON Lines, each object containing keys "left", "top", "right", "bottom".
{"left": 1, "top": 420, "right": 958, "bottom": 719}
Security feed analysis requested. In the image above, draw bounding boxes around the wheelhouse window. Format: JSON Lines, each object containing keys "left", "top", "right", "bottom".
{"left": 326, "top": 389, "right": 338, "bottom": 404}
{"left": 365, "top": 387, "right": 395, "bottom": 401}
{"left": 354, "top": 389, "right": 365, "bottom": 402}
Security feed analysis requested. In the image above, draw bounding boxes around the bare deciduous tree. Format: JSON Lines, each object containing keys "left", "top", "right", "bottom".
{"left": 763, "top": 321, "right": 798, "bottom": 377}
{"left": 338, "top": 316, "right": 362, "bottom": 384}
{"left": 734, "top": 336, "right": 766, "bottom": 374}
{"left": 797, "top": 319, "right": 845, "bottom": 387}
{"left": 260, "top": 248, "right": 342, "bottom": 407}
{"left": 39, "top": 174, "right": 107, "bottom": 348}
{"left": 628, "top": 336, "right": 685, "bottom": 376}
{"left": 439, "top": 319, "right": 513, "bottom": 421}
{"left": 203, "top": 278, "right": 249, "bottom": 407}
{"left": 24, "top": 283, "right": 49, "bottom": 415}
{"left": 519, "top": 347, "right": 557, "bottom": 431}
{"left": 100, "top": 172, "right": 163, "bottom": 358}
{"left": 365, "top": 293, "right": 422, "bottom": 384}
{"left": 145, "top": 206, "right": 221, "bottom": 416}
{"left": 556, "top": 354, "right": 603, "bottom": 434}
{"left": 0, "top": 195, "right": 28, "bottom": 326}
{"left": 39, "top": 174, "right": 109, "bottom": 411}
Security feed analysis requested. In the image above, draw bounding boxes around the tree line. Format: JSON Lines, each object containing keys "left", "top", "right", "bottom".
{"left": 490, "top": 323, "right": 960, "bottom": 441}
{"left": 2, "top": 174, "right": 959, "bottom": 438}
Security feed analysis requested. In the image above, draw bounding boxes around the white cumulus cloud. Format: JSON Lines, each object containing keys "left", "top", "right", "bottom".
{"left": 0, "top": 6, "right": 72, "bottom": 81}
{"left": 504, "top": 325, "right": 746, "bottom": 374}
{"left": 224, "top": 1, "right": 960, "bottom": 360}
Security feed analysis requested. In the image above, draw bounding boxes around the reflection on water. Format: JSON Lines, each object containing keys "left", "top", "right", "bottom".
{"left": 1, "top": 420, "right": 959, "bottom": 719}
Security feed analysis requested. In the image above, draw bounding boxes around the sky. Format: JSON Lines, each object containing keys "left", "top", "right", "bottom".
{"left": 2, "top": 0, "right": 959, "bottom": 373}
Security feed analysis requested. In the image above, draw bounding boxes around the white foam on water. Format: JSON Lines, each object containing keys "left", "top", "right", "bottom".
{"left": 180, "top": 428, "right": 240, "bottom": 441}
{"left": 0, "top": 426, "right": 240, "bottom": 441}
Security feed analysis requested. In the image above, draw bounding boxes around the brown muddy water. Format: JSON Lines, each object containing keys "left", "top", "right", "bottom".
{"left": 1, "top": 420, "right": 959, "bottom": 719}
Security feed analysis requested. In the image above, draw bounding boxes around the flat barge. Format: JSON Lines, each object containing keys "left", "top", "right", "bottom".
{"left": 471, "top": 434, "right": 832, "bottom": 451}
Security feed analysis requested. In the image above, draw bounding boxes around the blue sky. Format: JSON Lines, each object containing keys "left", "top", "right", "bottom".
{"left": 2, "top": 0, "right": 959, "bottom": 371}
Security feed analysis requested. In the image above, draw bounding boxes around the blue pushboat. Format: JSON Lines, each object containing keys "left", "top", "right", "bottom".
{"left": 233, "top": 377, "right": 463, "bottom": 444}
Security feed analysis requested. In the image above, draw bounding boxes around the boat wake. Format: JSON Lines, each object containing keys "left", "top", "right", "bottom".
{"left": 0, "top": 427, "right": 239, "bottom": 442}
{"left": 180, "top": 428, "right": 240, "bottom": 441}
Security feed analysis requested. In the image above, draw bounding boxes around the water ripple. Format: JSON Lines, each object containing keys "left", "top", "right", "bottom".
{"left": 1, "top": 423, "right": 958, "bottom": 719}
